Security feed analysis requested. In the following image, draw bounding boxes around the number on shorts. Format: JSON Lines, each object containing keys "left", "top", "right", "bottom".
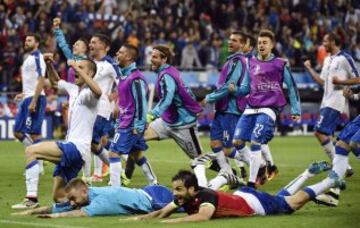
{"left": 25, "top": 117, "right": 32, "bottom": 128}
{"left": 253, "top": 123, "right": 264, "bottom": 138}
{"left": 113, "top": 133, "right": 120, "bottom": 143}
{"left": 316, "top": 115, "right": 324, "bottom": 128}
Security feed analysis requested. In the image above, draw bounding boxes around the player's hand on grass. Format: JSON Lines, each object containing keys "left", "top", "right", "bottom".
{"left": 52, "top": 17, "right": 61, "bottom": 30}
{"left": 37, "top": 214, "right": 55, "bottom": 219}
{"left": 291, "top": 115, "right": 301, "bottom": 122}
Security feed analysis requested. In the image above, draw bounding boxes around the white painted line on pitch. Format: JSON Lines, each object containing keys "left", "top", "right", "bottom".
{"left": 150, "top": 158, "right": 309, "bottom": 167}
{"left": 0, "top": 220, "right": 86, "bottom": 228}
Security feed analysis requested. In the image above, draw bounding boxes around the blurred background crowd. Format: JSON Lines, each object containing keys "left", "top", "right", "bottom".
{"left": 1, "top": 0, "right": 359, "bottom": 91}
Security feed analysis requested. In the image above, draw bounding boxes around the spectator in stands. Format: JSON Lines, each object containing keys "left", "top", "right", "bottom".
{"left": 0, "top": 0, "right": 358, "bottom": 95}
{"left": 180, "top": 41, "right": 202, "bottom": 70}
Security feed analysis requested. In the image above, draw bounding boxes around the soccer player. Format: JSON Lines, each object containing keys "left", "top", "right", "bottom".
{"left": 129, "top": 163, "right": 341, "bottom": 223}
{"left": 313, "top": 79, "right": 360, "bottom": 206}
{"left": 11, "top": 178, "right": 173, "bottom": 217}
{"left": 145, "top": 45, "right": 204, "bottom": 159}
{"left": 52, "top": 17, "right": 96, "bottom": 181}
{"left": 230, "top": 29, "right": 301, "bottom": 188}
{"left": 108, "top": 44, "right": 157, "bottom": 186}
{"left": 88, "top": 33, "right": 121, "bottom": 181}
{"left": 11, "top": 57, "right": 101, "bottom": 209}
{"left": 13, "top": 33, "right": 46, "bottom": 172}
{"left": 242, "top": 32, "right": 279, "bottom": 180}
{"left": 304, "top": 32, "right": 359, "bottom": 174}
{"left": 52, "top": 17, "right": 88, "bottom": 81}
{"left": 196, "top": 31, "right": 248, "bottom": 185}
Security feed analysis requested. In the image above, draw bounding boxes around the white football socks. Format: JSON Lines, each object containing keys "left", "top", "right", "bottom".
{"left": 25, "top": 160, "right": 40, "bottom": 198}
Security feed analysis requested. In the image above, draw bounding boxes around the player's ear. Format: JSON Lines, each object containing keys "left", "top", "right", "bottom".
{"left": 188, "top": 186, "right": 195, "bottom": 194}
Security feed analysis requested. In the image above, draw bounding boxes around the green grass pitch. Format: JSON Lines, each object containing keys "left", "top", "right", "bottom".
{"left": 0, "top": 136, "right": 359, "bottom": 228}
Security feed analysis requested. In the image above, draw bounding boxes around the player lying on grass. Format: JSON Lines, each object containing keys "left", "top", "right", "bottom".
{"left": 127, "top": 162, "right": 344, "bottom": 223}
{"left": 12, "top": 56, "right": 101, "bottom": 209}
{"left": 12, "top": 178, "right": 173, "bottom": 217}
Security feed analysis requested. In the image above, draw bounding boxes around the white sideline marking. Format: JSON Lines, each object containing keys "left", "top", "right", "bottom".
{"left": 0, "top": 220, "right": 86, "bottom": 228}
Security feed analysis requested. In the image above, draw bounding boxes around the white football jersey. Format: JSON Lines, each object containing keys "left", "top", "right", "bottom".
{"left": 94, "top": 56, "right": 120, "bottom": 120}
{"left": 21, "top": 50, "right": 46, "bottom": 98}
{"left": 320, "top": 51, "right": 359, "bottom": 113}
{"left": 58, "top": 80, "right": 99, "bottom": 162}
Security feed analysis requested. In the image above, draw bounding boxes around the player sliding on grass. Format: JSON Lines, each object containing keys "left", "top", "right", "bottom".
{"left": 12, "top": 57, "right": 101, "bottom": 209}
{"left": 12, "top": 178, "right": 173, "bottom": 217}
{"left": 127, "top": 162, "right": 343, "bottom": 223}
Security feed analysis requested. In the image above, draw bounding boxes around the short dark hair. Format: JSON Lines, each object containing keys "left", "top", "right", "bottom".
{"left": 122, "top": 43, "right": 139, "bottom": 61}
{"left": 258, "top": 29, "right": 275, "bottom": 42}
{"left": 64, "top": 178, "right": 87, "bottom": 193}
{"left": 92, "top": 33, "right": 111, "bottom": 47}
{"left": 172, "top": 170, "right": 199, "bottom": 191}
{"left": 231, "top": 31, "right": 247, "bottom": 44}
{"left": 84, "top": 59, "right": 97, "bottom": 77}
{"left": 25, "top": 33, "right": 41, "bottom": 43}
{"left": 153, "top": 45, "right": 174, "bottom": 64}
{"left": 326, "top": 32, "right": 341, "bottom": 46}
{"left": 77, "top": 37, "right": 89, "bottom": 50}
{"left": 246, "top": 33, "right": 256, "bottom": 48}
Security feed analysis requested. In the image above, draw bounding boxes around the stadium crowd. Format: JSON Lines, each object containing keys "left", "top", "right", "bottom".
{"left": 0, "top": 0, "right": 359, "bottom": 93}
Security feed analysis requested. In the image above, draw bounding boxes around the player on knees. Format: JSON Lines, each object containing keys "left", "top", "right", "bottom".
{"left": 108, "top": 44, "right": 157, "bottom": 186}
{"left": 12, "top": 56, "right": 101, "bottom": 209}
{"left": 13, "top": 33, "right": 47, "bottom": 173}
{"left": 230, "top": 29, "right": 301, "bottom": 188}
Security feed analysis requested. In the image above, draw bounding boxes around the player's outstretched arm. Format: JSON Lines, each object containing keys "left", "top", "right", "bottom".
{"left": 52, "top": 17, "right": 75, "bottom": 60}
{"left": 303, "top": 60, "right": 324, "bottom": 86}
{"left": 123, "top": 202, "right": 178, "bottom": 221}
{"left": 38, "top": 209, "right": 87, "bottom": 218}
{"left": 333, "top": 77, "right": 360, "bottom": 86}
{"left": 44, "top": 53, "right": 60, "bottom": 87}
{"left": 161, "top": 204, "right": 215, "bottom": 223}
{"left": 11, "top": 206, "right": 52, "bottom": 216}
{"left": 68, "top": 60, "right": 102, "bottom": 98}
